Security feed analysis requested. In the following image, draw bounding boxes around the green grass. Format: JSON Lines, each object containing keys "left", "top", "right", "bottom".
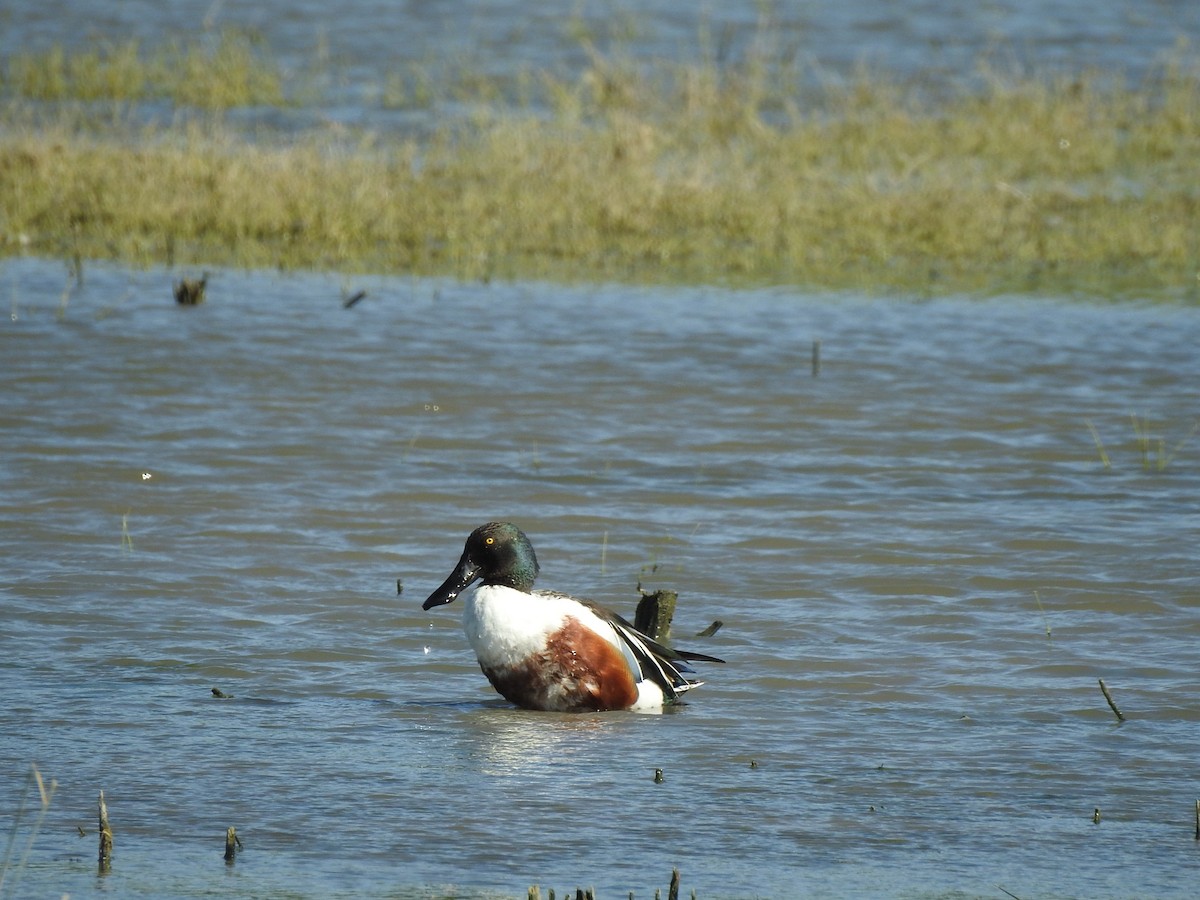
{"left": 1, "top": 33, "right": 1199, "bottom": 296}
{"left": 2, "top": 30, "right": 286, "bottom": 108}
{"left": 1087, "top": 416, "right": 1199, "bottom": 471}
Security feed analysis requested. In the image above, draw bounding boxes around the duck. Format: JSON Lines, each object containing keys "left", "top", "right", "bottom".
{"left": 421, "top": 522, "right": 723, "bottom": 712}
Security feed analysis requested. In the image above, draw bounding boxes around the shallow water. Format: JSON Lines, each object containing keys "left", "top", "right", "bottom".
{"left": 1, "top": 258, "right": 1198, "bottom": 898}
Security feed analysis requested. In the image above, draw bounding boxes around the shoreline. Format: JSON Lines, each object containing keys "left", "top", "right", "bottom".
{"left": 2, "top": 37, "right": 1197, "bottom": 299}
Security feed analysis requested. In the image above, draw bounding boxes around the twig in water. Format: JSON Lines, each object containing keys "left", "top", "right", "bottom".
{"left": 695, "top": 620, "right": 723, "bottom": 637}
{"left": 1194, "top": 799, "right": 1199, "bottom": 840}
{"left": 98, "top": 790, "right": 113, "bottom": 873}
{"left": 996, "top": 886, "right": 1023, "bottom": 900}
{"left": 1098, "top": 678, "right": 1125, "bottom": 722}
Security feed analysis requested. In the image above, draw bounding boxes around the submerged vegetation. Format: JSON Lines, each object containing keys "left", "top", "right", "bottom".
{"left": 1, "top": 29, "right": 1198, "bottom": 296}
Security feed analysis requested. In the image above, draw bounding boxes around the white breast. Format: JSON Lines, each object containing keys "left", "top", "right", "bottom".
{"left": 462, "top": 585, "right": 622, "bottom": 670}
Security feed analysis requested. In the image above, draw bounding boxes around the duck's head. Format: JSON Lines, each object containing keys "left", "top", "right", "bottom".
{"left": 422, "top": 522, "right": 541, "bottom": 610}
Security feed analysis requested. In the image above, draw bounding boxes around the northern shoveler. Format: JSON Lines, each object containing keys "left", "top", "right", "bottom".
{"left": 421, "top": 522, "right": 724, "bottom": 712}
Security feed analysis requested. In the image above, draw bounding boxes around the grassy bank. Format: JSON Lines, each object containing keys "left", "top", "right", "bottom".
{"left": 1, "top": 35, "right": 1198, "bottom": 297}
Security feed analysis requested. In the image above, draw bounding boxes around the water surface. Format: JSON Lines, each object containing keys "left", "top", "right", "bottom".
{"left": 2, "top": 259, "right": 1198, "bottom": 898}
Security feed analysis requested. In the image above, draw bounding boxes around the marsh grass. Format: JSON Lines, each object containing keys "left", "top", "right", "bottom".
{"left": 0, "top": 764, "right": 57, "bottom": 897}
{"left": 1, "top": 33, "right": 1199, "bottom": 294}
{"left": 1087, "top": 416, "right": 1198, "bottom": 471}
{"left": 3, "top": 30, "right": 286, "bottom": 108}
{"left": 1130, "top": 415, "right": 1200, "bottom": 471}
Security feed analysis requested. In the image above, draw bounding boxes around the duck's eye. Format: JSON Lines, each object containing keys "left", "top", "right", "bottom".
{"left": 485, "top": 537, "right": 494, "bottom": 545}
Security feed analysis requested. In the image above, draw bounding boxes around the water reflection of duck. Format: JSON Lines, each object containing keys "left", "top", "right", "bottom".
{"left": 421, "top": 522, "right": 724, "bottom": 712}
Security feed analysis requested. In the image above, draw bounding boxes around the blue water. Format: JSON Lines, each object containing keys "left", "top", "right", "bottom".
{"left": 2, "top": 258, "right": 1199, "bottom": 898}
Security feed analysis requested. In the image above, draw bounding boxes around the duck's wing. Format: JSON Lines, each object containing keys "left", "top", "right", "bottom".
{"left": 577, "top": 599, "right": 725, "bottom": 701}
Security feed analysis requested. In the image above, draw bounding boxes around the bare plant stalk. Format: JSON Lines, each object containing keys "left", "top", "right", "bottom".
{"left": 1085, "top": 419, "right": 1110, "bottom": 469}
{"left": 98, "top": 791, "right": 113, "bottom": 873}
{"left": 1098, "top": 678, "right": 1125, "bottom": 722}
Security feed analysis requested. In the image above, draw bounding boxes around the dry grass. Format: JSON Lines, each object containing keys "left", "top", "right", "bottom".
{"left": 2, "top": 30, "right": 286, "bottom": 108}
{"left": 1, "top": 34, "right": 1198, "bottom": 296}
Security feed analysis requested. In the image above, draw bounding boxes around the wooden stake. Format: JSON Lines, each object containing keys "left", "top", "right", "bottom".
{"left": 1194, "top": 800, "right": 1199, "bottom": 840}
{"left": 812, "top": 339, "right": 822, "bottom": 377}
{"left": 1098, "top": 678, "right": 1125, "bottom": 722}
{"left": 668, "top": 868, "right": 681, "bottom": 900}
{"left": 98, "top": 791, "right": 113, "bottom": 873}
{"left": 224, "top": 826, "right": 241, "bottom": 862}
{"left": 634, "top": 589, "right": 676, "bottom": 642}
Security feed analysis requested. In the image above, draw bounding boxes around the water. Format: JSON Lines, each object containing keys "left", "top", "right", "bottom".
{"left": 1, "top": 257, "right": 1198, "bottom": 899}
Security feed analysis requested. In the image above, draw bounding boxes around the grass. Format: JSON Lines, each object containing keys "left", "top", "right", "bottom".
{"left": 0, "top": 764, "right": 57, "bottom": 897}
{"left": 2, "top": 30, "right": 287, "bottom": 109}
{"left": 1, "top": 32, "right": 1199, "bottom": 296}
{"left": 1087, "top": 416, "right": 1199, "bottom": 471}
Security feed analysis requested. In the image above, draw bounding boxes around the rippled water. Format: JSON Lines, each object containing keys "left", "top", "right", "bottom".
{"left": 2, "top": 257, "right": 1198, "bottom": 898}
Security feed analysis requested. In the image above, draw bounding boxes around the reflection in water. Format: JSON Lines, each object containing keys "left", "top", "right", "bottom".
{"left": 461, "top": 707, "right": 625, "bottom": 776}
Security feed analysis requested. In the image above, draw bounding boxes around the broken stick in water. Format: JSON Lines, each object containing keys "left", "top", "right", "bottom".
{"left": 1098, "top": 678, "right": 1125, "bottom": 722}
{"left": 98, "top": 790, "right": 113, "bottom": 873}
{"left": 224, "top": 826, "right": 242, "bottom": 862}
